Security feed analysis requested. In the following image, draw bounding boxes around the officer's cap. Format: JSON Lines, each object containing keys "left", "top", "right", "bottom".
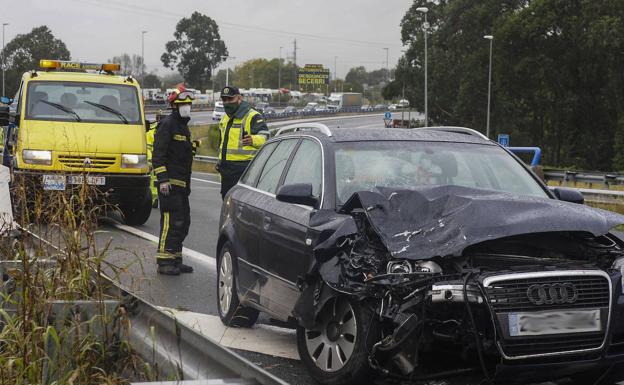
{"left": 220, "top": 86, "right": 240, "bottom": 98}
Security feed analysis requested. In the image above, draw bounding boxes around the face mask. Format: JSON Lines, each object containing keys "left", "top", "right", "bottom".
{"left": 178, "top": 104, "right": 192, "bottom": 118}
{"left": 224, "top": 102, "right": 239, "bottom": 116}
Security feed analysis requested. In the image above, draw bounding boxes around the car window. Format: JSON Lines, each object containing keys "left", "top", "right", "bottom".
{"left": 256, "top": 139, "right": 298, "bottom": 194}
{"left": 240, "top": 141, "right": 279, "bottom": 187}
{"left": 335, "top": 141, "right": 548, "bottom": 203}
{"left": 283, "top": 139, "right": 323, "bottom": 198}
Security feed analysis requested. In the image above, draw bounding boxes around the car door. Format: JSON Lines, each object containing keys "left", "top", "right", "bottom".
{"left": 259, "top": 138, "right": 324, "bottom": 319}
{"left": 239, "top": 138, "right": 299, "bottom": 316}
{"left": 229, "top": 140, "right": 279, "bottom": 299}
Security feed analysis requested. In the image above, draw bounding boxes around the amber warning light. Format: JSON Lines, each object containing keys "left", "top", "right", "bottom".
{"left": 39, "top": 60, "right": 121, "bottom": 72}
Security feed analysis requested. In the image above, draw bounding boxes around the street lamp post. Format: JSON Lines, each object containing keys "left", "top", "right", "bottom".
{"left": 278, "top": 46, "right": 283, "bottom": 106}
{"left": 141, "top": 30, "right": 147, "bottom": 81}
{"left": 2, "top": 23, "right": 9, "bottom": 97}
{"left": 484, "top": 35, "right": 494, "bottom": 139}
{"left": 383, "top": 48, "right": 389, "bottom": 83}
{"left": 416, "top": 7, "right": 428, "bottom": 127}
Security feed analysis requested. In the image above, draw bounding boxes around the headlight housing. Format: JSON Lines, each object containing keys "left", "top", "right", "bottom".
{"left": 22, "top": 150, "right": 52, "bottom": 165}
{"left": 612, "top": 257, "right": 624, "bottom": 292}
{"left": 121, "top": 154, "right": 147, "bottom": 168}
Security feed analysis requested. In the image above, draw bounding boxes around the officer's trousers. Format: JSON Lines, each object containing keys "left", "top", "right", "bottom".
{"left": 218, "top": 160, "right": 250, "bottom": 199}
{"left": 156, "top": 189, "right": 190, "bottom": 266}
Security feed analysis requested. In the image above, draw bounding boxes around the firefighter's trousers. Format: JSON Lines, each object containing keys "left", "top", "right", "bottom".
{"left": 156, "top": 189, "right": 190, "bottom": 266}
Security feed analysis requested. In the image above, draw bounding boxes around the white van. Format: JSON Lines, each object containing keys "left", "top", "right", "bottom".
{"left": 212, "top": 101, "right": 225, "bottom": 121}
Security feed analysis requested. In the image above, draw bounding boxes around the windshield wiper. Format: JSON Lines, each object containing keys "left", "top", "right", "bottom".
{"left": 39, "top": 100, "right": 81, "bottom": 121}
{"left": 84, "top": 101, "right": 128, "bottom": 124}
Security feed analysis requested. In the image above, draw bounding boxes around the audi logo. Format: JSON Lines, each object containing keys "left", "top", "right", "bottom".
{"left": 526, "top": 283, "right": 578, "bottom": 305}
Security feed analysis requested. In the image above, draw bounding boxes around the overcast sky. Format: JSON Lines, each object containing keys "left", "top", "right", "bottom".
{"left": 3, "top": 0, "right": 411, "bottom": 79}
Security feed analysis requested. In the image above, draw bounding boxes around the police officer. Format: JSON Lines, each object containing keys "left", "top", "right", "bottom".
{"left": 217, "top": 86, "right": 269, "bottom": 198}
{"left": 152, "top": 85, "right": 195, "bottom": 275}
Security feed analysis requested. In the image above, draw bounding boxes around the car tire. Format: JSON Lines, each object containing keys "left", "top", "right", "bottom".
{"left": 121, "top": 189, "right": 152, "bottom": 226}
{"left": 217, "top": 242, "right": 259, "bottom": 328}
{"left": 296, "top": 296, "right": 379, "bottom": 385}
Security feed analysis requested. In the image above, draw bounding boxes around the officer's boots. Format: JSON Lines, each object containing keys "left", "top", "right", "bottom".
{"left": 157, "top": 263, "right": 180, "bottom": 275}
{"left": 176, "top": 257, "right": 194, "bottom": 273}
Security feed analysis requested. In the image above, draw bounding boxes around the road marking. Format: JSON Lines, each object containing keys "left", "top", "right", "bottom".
{"left": 111, "top": 222, "right": 216, "bottom": 268}
{"left": 163, "top": 308, "right": 298, "bottom": 360}
{"left": 192, "top": 177, "right": 220, "bottom": 185}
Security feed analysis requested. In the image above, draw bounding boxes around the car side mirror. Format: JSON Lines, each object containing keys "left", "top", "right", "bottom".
{"left": 552, "top": 187, "right": 584, "bottom": 205}
{"left": 0, "top": 106, "right": 9, "bottom": 126}
{"left": 276, "top": 183, "right": 318, "bottom": 207}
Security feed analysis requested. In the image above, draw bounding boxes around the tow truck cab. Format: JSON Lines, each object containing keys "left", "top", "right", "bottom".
{"left": 3, "top": 59, "right": 152, "bottom": 225}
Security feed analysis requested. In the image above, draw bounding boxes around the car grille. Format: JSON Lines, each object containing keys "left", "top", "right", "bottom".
{"left": 486, "top": 275, "right": 609, "bottom": 313}
{"left": 58, "top": 155, "right": 116, "bottom": 170}
{"left": 483, "top": 271, "right": 611, "bottom": 359}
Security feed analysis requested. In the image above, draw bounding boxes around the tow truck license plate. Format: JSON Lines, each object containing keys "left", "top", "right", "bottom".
{"left": 42, "top": 175, "right": 66, "bottom": 191}
{"left": 509, "top": 309, "right": 601, "bottom": 337}
{"left": 67, "top": 175, "right": 106, "bottom": 186}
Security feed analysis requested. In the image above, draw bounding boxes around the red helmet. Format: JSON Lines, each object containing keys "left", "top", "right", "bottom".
{"left": 167, "top": 84, "right": 195, "bottom": 105}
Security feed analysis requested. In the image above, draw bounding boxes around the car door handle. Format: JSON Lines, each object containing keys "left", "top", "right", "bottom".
{"left": 263, "top": 216, "right": 272, "bottom": 230}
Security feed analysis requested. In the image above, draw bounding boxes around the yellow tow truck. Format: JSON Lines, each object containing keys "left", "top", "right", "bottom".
{"left": 2, "top": 59, "right": 152, "bottom": 225}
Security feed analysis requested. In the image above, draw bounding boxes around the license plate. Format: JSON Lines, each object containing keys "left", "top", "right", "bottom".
{"left": 509, "top": 309, "right": 601, "bottom": 337}
{"left": 42, "top": 175, "right": 66, "bottom": 191}
{"left": 67, "top": 175, "right": 106, "bottom": 186}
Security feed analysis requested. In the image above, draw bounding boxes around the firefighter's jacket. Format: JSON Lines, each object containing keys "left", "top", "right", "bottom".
{"left": 152, "top": 111, "right": 193, "bottom": 191}
{"left": 218, "top": 101, "right": 269, "bottom": 162}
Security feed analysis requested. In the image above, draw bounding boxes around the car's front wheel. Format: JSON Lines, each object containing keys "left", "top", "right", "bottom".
{"left": 217, "top": 242, "right": 259, "bottom": 328}
{"left": 296, "top": 296, "right": 378, "bottom": 385}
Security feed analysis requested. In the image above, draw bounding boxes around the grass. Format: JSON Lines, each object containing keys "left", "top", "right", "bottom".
{"left": 0, "top": 175, "right": 164, "bottom": 384}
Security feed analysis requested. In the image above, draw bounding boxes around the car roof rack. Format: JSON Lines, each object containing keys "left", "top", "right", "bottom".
{"left": 274, "top": 122, "right": 333, "bottom": 137}
{"left": 421, "top": 126, "right": 489, "bottom": 140}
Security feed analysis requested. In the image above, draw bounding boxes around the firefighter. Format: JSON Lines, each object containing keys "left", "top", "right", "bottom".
{"left": 152, "top": 85, "right": 195, "bottom": 275}
{"left": 146, "top": 111, "right": 165, "bottom": 208}
{"left": 217, "top": 86, "right": 269, "bottom": 198}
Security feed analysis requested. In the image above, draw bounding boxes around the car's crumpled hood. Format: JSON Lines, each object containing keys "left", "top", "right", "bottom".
{"left": 310, "top": 185, "right": 624, "bottom": 260}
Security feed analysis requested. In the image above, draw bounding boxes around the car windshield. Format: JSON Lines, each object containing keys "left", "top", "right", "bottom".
{"left": 25, "top": 81, "right": 141, "bottom": 124}
{"left": 334, "top": 141, "right": 548, "bottom": 204}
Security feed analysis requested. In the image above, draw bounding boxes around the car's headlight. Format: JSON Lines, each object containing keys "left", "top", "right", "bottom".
{"left": 22, "top": 150, "right": 52, "bottom": 165}
{"left": 612, "top": 257, "right": 624, "bottom": 292}
{"left": 121, "top": 154, "right": 147, "bottom": 168}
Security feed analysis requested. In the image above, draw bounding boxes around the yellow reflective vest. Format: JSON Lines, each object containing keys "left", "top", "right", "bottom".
{"left": 218, "top": 104, "right": 269, "bottom": 162}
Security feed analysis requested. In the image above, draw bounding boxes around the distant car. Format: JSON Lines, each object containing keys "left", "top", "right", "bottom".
{"left": 212, "top": 101, "right": 225, "bottom": 121}
{"left": 374, "top": 104, "right": 386, "bottom": 110}
{"left": 361, "top": 105, "right": 371, "bottom": 112}
{"left": 254, "top": 102, "right": 270, "bottom": 114}
{"left": 303, "top": 103, "right": 318, "bottom": 112}
{"left": 316, "top": 105, "right": 329, "bottom": 113}
{"left": 388, "top": 104, "right": 398, "bottom": 110}
{"left": 283, "top": 106, "right": 298, "bottom": 114}
{"left": 263, "top": 106, "right": 276, "bottom": 116}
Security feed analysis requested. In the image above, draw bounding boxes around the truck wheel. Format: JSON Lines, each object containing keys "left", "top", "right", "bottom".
{"left": 121, "top": 189, "right": 152, "bottom": 226}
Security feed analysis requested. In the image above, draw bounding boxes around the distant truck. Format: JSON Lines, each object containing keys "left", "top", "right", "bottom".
{"left": 328, "top": 92, "right": 363, "bottom": 110}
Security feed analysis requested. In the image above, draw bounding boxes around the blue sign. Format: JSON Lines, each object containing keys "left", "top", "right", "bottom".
{"left": 498, "top": 134, "right": 510, "bottom": 147}
{"left": 384, "top": 111, "right": 392, "bottom": 119}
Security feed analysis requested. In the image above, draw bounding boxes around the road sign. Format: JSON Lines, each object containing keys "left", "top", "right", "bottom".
{"left": 384, "top": 111, "right": 392, "bottom": 119}
{"left": 384, "top": 118, "right": 393, "bottom": 128}
{"left": 498, "top": 134, "right": 510, "bottom": 147}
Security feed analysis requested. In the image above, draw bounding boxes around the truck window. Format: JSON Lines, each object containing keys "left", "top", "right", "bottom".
{"left": 25, "top": 81, "right": 142, "bottom": 124}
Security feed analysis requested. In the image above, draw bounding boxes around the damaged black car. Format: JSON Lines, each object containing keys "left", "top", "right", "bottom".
{"left": 216, "top": 124, "right": 624, "bottom": 384}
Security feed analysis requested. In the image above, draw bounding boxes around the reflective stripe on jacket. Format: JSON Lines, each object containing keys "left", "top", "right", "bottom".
{"left": 218, "top": 103, "right": 269, "bottom": 162}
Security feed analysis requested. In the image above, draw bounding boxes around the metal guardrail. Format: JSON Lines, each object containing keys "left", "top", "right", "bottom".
{"left": 544, "top": 169, "right": 624, "bottom": 188}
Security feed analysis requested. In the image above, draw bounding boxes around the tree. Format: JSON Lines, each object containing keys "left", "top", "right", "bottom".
{"left": 2, "top": 26, "right": 70, "bottom": 96}
{"left": 108, "top": 53, "right": 145, "bottom": 78}
{"left": 161, "top": 12, "right": 228, "bottom": 91}
{"left": 142, "top": 73, "right": 162, "bottom": 89}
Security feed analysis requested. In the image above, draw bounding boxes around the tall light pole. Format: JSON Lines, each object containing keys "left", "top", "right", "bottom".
{"left": 484, "top": 35, "right": 494, "bottom": 139}
{"left": 278, "top": 46, "right": 283, "bottom": 106}
{"left": 383, "top": 48, "right": 389, "bottom": 83}
{"left": 416, "top": 7, "right": 428, "bottom": 126}
{"left": 2, "top": 23, "right": 9, "bottom": 97}
{"left": 141, "top": 30, "right": 147, "bottom": 81}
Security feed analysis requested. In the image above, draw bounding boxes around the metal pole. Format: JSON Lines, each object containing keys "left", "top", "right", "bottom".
{"left": 424, "top": 13, "right": 428, "bottom": 127}
{"left": 401, "top": 51, "right": 405, "bottom": 124}
{"left": 278, "top": 47, "right": 282, "bottom": 107}
{"left": 334, "top": 56, "right": 337, "bottom": 91}
{"left": 2, "top": 23, "right": 8, "bottom": 97}
{"left": 383, "top": 48, "right": 389, "bottom": 83}
{"left": 484, "top": 35, "right": 494, "bottom": 139}
{"left": 141, "top": 31, "right": 147, "bottom": 81}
